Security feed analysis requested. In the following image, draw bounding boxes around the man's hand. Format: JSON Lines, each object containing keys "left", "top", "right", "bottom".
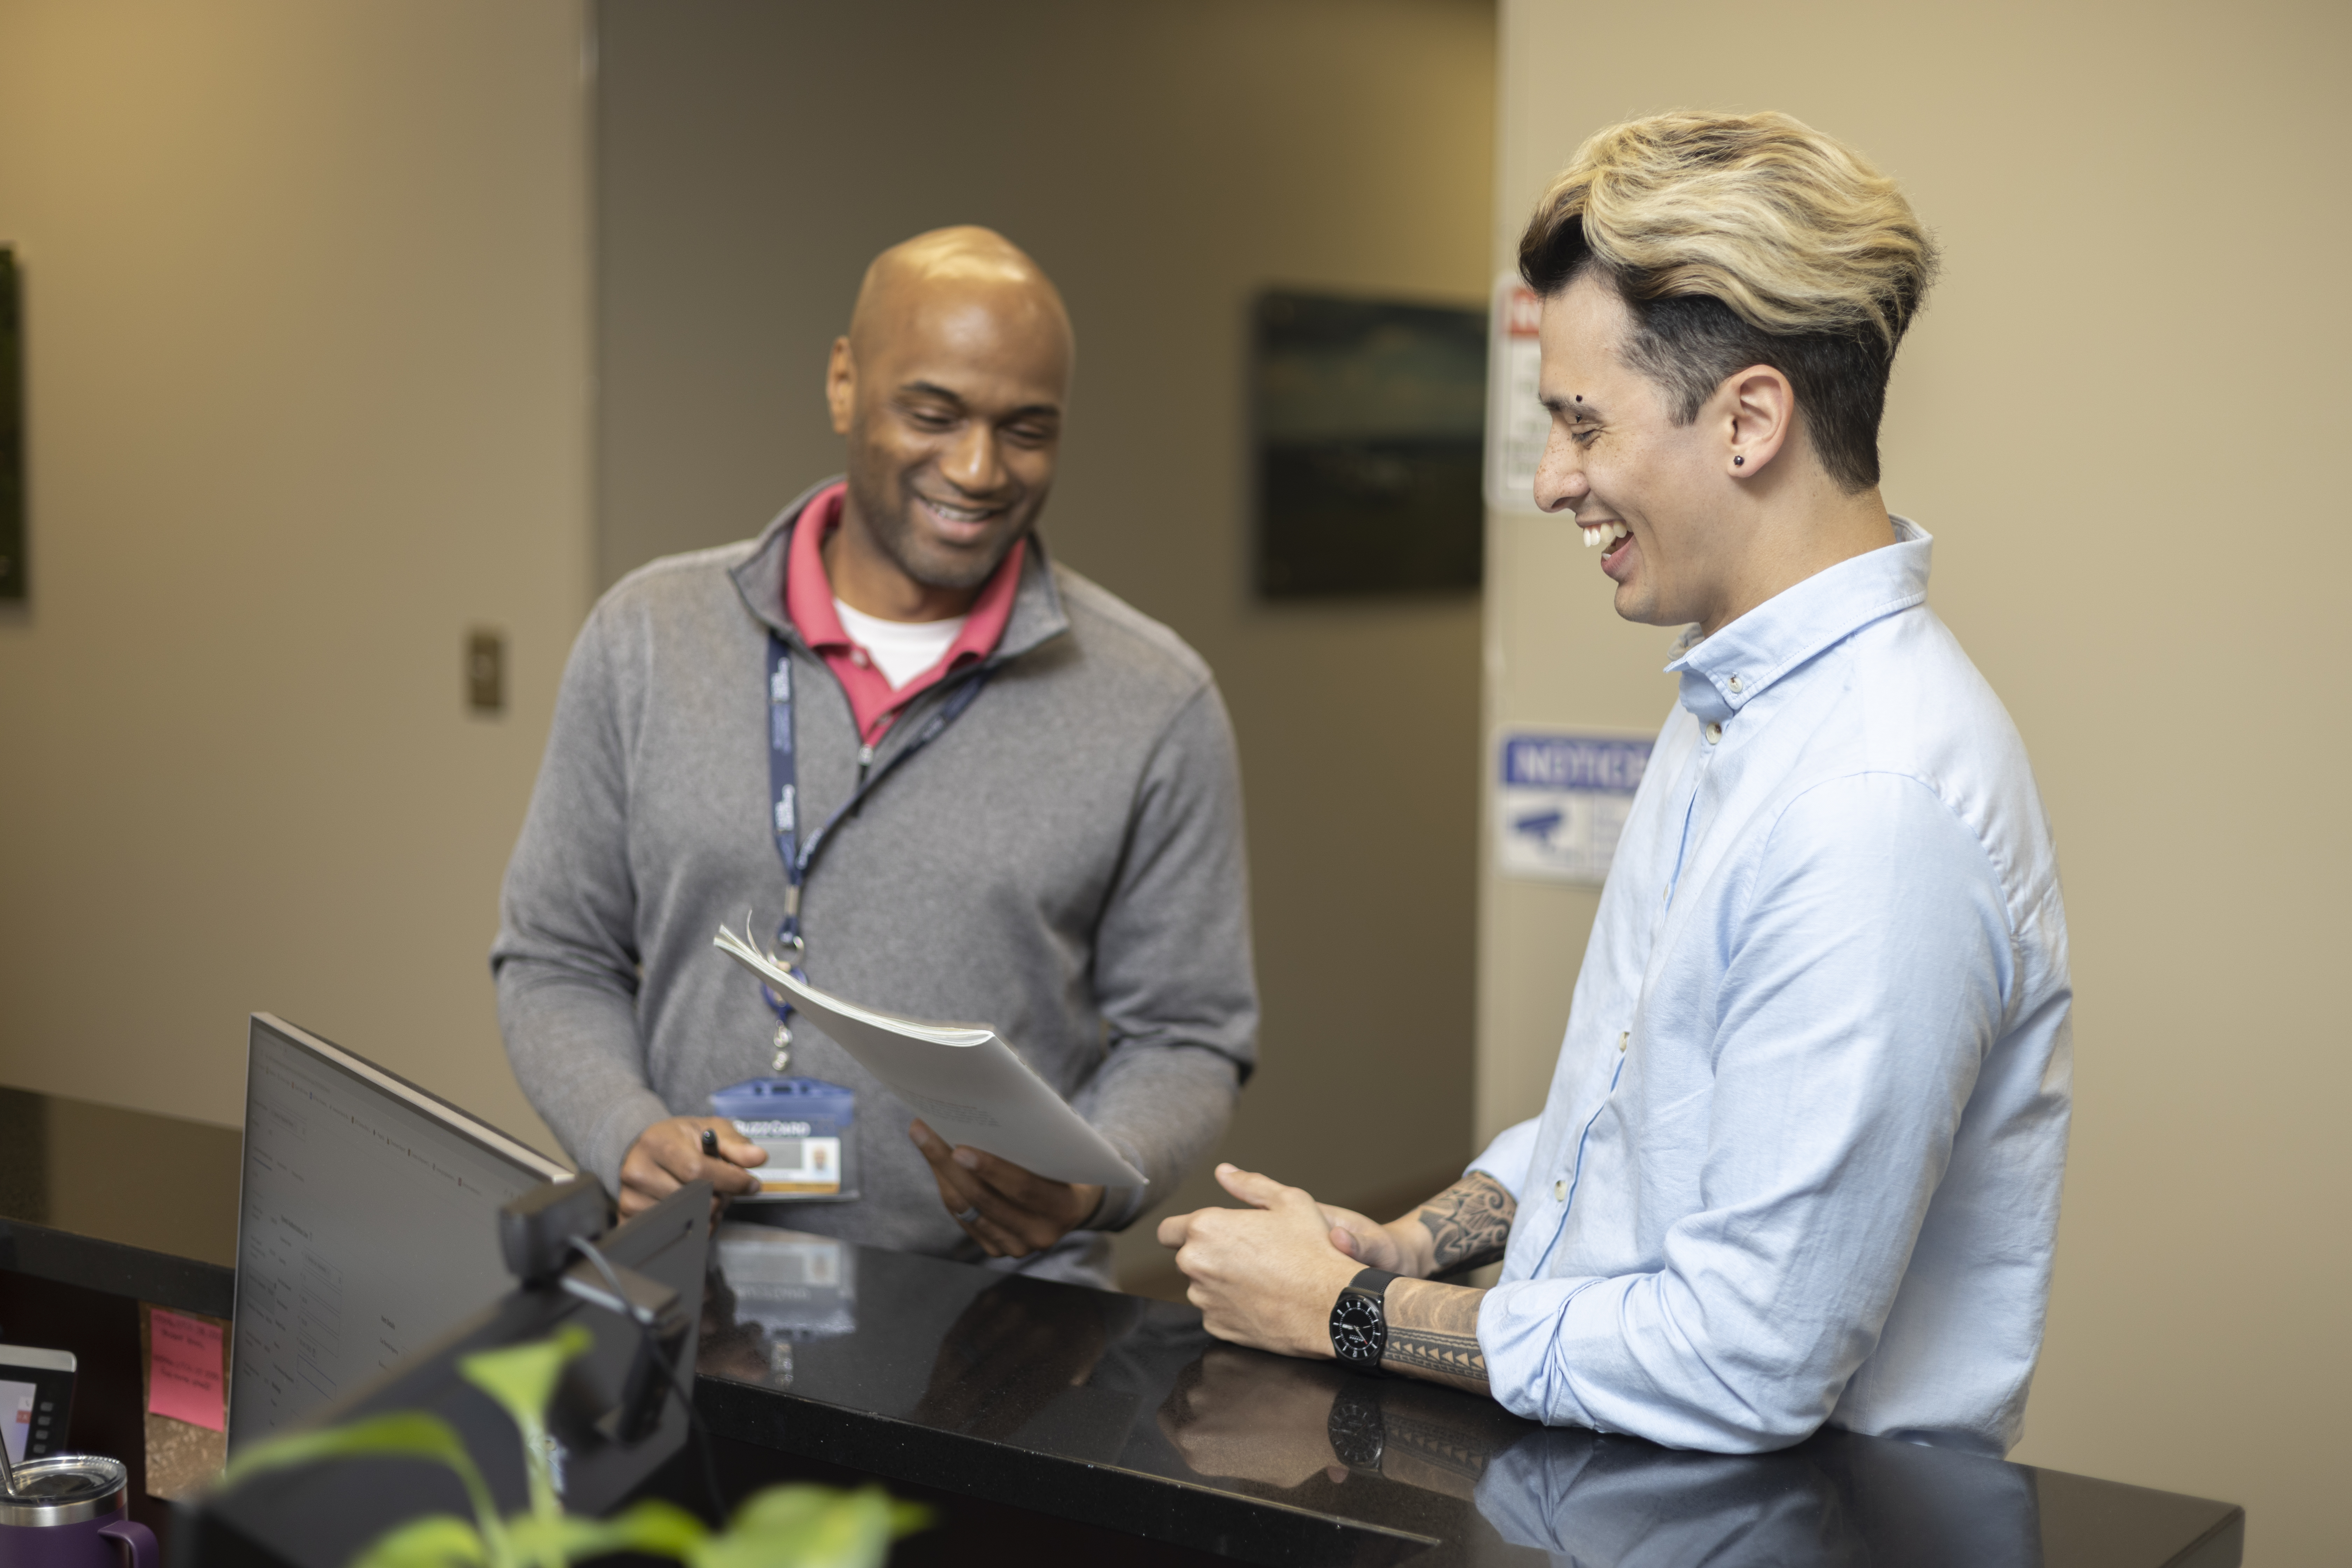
{"left": 909, "top": 1120, "right": 1104, "bottom": 1258}
{"left": 1311, "top": 1174, "right": 1521, "bottom": 1280}
{"left": 619, "top": 1115, "right": 764, "bottom": 1217}
{"left": 1315, "top": 1202, "right": 1421, "bottom": 1276}
{"left": 1156, "top": 1164, "right": 1363, "bottom": 1358}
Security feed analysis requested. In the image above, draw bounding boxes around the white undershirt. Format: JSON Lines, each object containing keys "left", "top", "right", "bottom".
{"left": 832, "top": 597, "right": 966, "bottom": 690}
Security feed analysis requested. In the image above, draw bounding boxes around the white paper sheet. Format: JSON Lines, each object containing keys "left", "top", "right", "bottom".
{"left": 713, "top": 925, "right": 1147, "bottom": 1189}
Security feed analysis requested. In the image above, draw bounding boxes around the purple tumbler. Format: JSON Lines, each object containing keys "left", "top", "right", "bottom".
{"left": 0, "top": 1455, "right": 157, "bottom": 1568}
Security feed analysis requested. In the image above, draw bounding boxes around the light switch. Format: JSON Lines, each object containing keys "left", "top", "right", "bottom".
{"left": 467, "top": 629, "right": 505, "bottom": 715}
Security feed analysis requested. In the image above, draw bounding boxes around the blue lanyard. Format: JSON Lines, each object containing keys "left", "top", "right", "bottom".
{"left": 760, "top": 631, "right": 992, "bottom": 1065}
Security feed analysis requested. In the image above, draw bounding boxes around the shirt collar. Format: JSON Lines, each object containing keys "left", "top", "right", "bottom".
{"left": 1666, "top": 516, "right": 1932, "bottom": 725}
{"left": 729, "top": 477, "right": 1068, "bottom": 661}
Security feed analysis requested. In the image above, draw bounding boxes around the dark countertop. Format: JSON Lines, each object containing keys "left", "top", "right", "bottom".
{"left": 0, "top": 1086, "right": 2246, "bottom": 1566}
{"left": 695, "top": 1223, "right": 2244, "bottom": 1568}
{"left": 0, "top": 1085, "right": 241, "bottom": 1318}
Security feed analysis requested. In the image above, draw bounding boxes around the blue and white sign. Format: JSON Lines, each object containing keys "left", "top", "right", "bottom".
{"left": 1494, "top": 729, "right": 1654, "bottom": 886}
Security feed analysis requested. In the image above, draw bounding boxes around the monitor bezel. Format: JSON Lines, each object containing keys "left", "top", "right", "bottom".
{"left": 228, "top": 1012, "right": 572, "bottom": 1448}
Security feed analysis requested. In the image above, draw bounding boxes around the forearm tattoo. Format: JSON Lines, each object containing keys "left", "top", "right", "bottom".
{"left": 1380, "top": 1279, "right": 1490, "bottom": 1396}
{"left": 1413, "top": 1173, "right": 1515, "bottom": 1274}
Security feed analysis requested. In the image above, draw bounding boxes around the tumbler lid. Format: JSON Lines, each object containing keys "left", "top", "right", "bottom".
{"left": 0, "top": 1453, "right": 128, "bottom": 1527}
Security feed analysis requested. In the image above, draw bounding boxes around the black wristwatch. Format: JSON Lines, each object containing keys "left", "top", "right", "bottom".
{"left": 1329, "top": 1266, "right": 1398, "bottom": 1373}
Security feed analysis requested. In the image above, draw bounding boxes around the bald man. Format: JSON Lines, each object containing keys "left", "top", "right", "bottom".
{"left": 492, "top": 229, "right": 1256, "bottom": 1287}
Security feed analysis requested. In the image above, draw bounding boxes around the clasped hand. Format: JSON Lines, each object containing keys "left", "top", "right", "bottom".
{"left": 1157, "top": 1163, "right": 1436, "bottom": 1357}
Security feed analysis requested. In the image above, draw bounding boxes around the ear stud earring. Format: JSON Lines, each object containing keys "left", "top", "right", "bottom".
{"left": 1733, "top": 456, "right": 1745, "bottom": 467}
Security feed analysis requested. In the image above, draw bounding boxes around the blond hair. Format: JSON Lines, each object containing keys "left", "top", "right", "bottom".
{"left": 1519, "top": 111, "right": 1937, "bottom": 490}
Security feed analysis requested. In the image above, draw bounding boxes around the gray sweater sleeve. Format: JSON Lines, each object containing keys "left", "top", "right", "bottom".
{"left": 490, "top": 606, "right": 670, "bottom": 1189}
{"left": 1067, "top": 681, "right": 1258, "bottom": 1229}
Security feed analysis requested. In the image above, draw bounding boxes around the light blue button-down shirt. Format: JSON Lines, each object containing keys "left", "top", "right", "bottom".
{"left": 1471, "top": 519, "right": 2071, "bottom": 1456}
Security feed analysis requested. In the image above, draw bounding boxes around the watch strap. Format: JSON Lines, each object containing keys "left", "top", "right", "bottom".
{"left": 1345, "top": 1266, "right": 1399, "bottom": 1301}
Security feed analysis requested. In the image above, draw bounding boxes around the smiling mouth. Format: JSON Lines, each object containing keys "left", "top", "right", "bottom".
{"left": 915, "top": 493, "right": 1008, "bottom": 532}
{"left": 1581, "top": 520, "right": 1635, "bottom": 567}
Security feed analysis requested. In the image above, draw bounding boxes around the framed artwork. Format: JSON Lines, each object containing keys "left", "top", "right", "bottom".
{"left": 1252, "top": 289, "right": 1485, "bottom": 598}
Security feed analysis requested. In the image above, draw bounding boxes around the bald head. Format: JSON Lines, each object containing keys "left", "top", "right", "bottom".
{"left": 847, "top": 226, "right": 1073, "bottom": 377}
{"left": 823, "top": 227, "right": 1074, "bottom": 614}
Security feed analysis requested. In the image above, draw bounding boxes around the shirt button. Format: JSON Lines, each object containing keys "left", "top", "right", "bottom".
{"left": 1727, "top": 675, "right": 1743, "bottom": 694}
{"left": 1704, "top": 721, "right": 1724, "bottom": 744}
{"left": 1553, "top": 1179, "right": 1568, "bottom": 1200}
{"left": 850, "top": 649, "right": 869, "bottom": 668}
{"left": 1618, "top": 1030, "right": 1629, "bottom": 1052}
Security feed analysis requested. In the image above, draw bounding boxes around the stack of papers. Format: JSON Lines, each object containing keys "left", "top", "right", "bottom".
{"left": 713, "top": 923, "right": 1146, "bottom": 1189}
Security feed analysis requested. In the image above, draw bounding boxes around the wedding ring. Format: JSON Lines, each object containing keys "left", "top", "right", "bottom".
{"left": 954, "top": 1205, "right": 982, "bottom": 1227}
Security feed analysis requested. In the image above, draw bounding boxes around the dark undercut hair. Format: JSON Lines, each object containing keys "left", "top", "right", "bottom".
{"left": 1518, "top": 111, "right": 1938, "bottom": 493}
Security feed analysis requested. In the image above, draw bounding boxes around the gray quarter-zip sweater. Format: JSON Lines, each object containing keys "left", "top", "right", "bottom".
{"left": 491, "top": 485, "right": 1258, "bottom": 1286}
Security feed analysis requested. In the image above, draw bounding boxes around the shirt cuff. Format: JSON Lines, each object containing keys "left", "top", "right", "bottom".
{"left": 1478, "top": 1274, "right": 1608, "bottom": 1430}
{"left": 1465, "top": 1117, "right": 1542, "bottom": 1204}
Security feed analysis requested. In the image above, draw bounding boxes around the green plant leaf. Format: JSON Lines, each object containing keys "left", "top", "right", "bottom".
{"left": 217, "top": 1413, "right": 508, "bottom": 1566}
{"left": 691, "top": 1484, "right": 932, "bottom": 1568}
{"left": 506, "top": 1499, "right": 709, "bottom": 1564}
{"left": 458, "top": 1322, "right": 595, "bottom": 1535}
{"left": 350, "top": 1514, "right": 489, "bottom": 1568}
{"left": 220, "top": 1411, "right": 476, "bottom": 1487}
{"left": 457, "top": 1324, "right": 596, "bottom": 1435}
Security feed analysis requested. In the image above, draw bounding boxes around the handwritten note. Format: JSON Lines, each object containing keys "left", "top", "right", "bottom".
{"left": 148, "top": 1309, "right": 226, "bottom": 1433}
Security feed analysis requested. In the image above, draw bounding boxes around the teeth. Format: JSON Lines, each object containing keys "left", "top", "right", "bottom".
{"left": 1582, "top": 523, "right": 1630, "bottom": 548}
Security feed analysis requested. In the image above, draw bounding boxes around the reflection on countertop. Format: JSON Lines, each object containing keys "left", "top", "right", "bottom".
{"left": 696, "top": 1236, "right": 2242, "bottom": 1567}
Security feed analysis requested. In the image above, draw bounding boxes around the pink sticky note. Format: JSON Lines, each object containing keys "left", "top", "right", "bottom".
{"left": 148, "top": 1310, "right": 226, "bottom": 1433}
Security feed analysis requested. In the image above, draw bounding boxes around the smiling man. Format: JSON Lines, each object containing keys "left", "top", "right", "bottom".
{"left": 494, "top": 227, "right": 1256, "bottom": 1287}
{"left": 1162, "top": 113, "right": 2072, "bottom": 1455}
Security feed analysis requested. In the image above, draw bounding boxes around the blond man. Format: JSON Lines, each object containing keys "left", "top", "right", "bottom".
{"left": 1162, "top": 112, "right": 2070, "bottom": 1457}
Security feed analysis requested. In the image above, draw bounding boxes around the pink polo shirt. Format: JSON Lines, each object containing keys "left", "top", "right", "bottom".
{"left": 783, "top": 482, "right": 1026, "bottom": 744}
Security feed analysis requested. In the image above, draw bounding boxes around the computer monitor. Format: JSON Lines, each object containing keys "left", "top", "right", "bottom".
{"left": 228, "top": 1013, "right": 570, "bottom": 1450}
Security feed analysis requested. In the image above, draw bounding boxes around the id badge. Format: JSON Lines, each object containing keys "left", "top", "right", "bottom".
{"left": 710, "top": 1077, "right": 858, "bottom": 1201}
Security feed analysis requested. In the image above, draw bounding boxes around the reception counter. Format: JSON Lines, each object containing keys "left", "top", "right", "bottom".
{"left": 690, "top": 1224, "right": 2244, "bottom": 1567}
{"left": 1, "top": 1084, "right": 2245, "bottom": 1566}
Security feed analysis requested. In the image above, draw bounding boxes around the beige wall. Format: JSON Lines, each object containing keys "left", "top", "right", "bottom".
{"left": 1484, "top": 2, "right": 2349, "bottom": 1561}
{"left": 592, "top": 0, "right": 1498, "bottom": 1287}
{"left": 0, "top": 0, "right": 592, "bottom": 1157}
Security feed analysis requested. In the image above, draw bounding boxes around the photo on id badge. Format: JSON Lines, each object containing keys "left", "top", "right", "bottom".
{"left": 712, "top": 1078, "right": 859, "bottom": 1200}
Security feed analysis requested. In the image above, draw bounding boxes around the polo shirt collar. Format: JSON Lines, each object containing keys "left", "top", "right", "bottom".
{"left": 728, "top": 476, "right": 1071, "bottom": 662}
{"left": 1666, "top": 516, "right": 1932, "bottom": 725}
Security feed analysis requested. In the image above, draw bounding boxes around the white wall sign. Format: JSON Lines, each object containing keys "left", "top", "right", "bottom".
{"left": 1483, "top": 272, "right": 1546, "bottom": 514}
{"left": 1494, "top": 729, "right": 1653, "bottom": 886}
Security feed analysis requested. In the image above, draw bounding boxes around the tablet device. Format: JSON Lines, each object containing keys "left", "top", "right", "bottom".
{"left": 0, "top": 1344, "right": 75, "bottom": 1464}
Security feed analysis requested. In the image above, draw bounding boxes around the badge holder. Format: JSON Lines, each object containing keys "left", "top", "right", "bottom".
{"left": 711, "top": 1076, "right": 858, "bottom": 1202}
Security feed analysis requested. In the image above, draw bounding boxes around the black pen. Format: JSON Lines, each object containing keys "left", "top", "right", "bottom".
{"left": 701, "top": 1127, "right": 721, "bottom": 1159}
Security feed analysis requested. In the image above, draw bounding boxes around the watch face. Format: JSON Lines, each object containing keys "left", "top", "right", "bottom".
{"left": 1330, "top": 1292, "right": 1385, "bottom": 1364}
